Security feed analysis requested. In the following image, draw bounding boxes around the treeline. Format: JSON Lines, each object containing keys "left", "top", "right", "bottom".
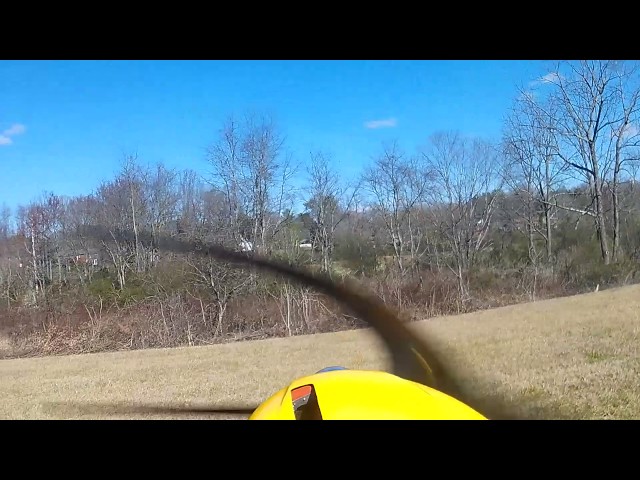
{"left": 1, "top": 60, "right": 640, "bottom": 358}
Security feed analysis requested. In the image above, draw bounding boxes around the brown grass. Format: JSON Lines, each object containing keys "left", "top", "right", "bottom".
{"left": 1, "top": 284, "right": 639, "bottom": 420}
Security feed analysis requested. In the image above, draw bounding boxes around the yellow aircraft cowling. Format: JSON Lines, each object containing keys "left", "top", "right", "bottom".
{"left": 249, "top": 369, "right": 487, "bottom": 420}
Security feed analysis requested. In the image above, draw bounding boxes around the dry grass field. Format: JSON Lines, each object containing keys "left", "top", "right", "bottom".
{"left": 1, "top": 283, "right": 639, "bottom": 420}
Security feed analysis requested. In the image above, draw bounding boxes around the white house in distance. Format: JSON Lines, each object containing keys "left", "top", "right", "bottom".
{"left": 236, "top": 238, "right": 313, "bottom": 252}
{"left": 238, "top": 238, "right": 253, "bottom": 252}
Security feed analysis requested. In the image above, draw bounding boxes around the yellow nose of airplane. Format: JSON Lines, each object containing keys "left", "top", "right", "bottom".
{"left": 249, "top": 367, "right": 487, "bottom": 420}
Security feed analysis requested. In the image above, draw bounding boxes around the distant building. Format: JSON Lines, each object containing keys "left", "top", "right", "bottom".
{"left": 70, "top": 253, "right": 99, "bottom": 267}
{"left": 64, "top": 249, "right": 102, "bottom": 269}
{"left": 239, "top": 239, "right": 253, "bottom": 252}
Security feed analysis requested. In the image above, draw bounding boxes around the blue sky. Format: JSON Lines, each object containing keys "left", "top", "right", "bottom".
{"left": 0, "top": 60, "right": 549, "bottom": 213}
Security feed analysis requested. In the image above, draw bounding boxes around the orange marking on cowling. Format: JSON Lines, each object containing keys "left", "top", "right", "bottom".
{"left": 291, "top": 385, "right": 313, "bottom": 402}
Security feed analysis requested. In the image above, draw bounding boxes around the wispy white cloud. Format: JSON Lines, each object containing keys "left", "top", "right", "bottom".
{"left": 364, "top": 118, "right": 397, "bottom": 129}
{"left": 622, "top": 123, "right": 639, "bottom": 139}
{"left": 528, "top": 72, "right": 562, "bottom": 89}
{"left": 4, "top": 124, "right": 26, "bottom": 136}
{"left": 0, "top": 123, "right": 26, "bottom": 146}
{"left": 540, "top": 72, "right": 561, "bottom": 84}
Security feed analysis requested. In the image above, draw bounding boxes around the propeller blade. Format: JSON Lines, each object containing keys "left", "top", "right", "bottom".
{"left": 42, "top": 401, "right": 257, "bottom": 418}
{"left": 79, "top": 225, "right": 524, "bottom": 419}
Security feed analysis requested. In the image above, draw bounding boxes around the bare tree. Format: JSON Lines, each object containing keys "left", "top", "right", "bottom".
{"left": 94, "top": 160, "right": 146, "bottom": 289}
{"left": 526, "top": 60, "right": 640, "bottom": 264}
{"left": 304, "top": 151, "right": 359, "bottom": 274}
{"left": 0, "top": 205, "right": 15, "bottom": 309}
{"left": 242, "top": 113, "right": 296, "bottom": 252}
{"left": 59, "top": 194, "right": 104, "bottom": 285}
{"left": 14, "top": 193, "right": 63, "bottom": 304}
{"left": 145, "top": 162, "right": 180, "bottom": 265}
{"left": 122, "top": 155, "right": 146, "bottom": 272}
{"left": 187, "top": 257, "right": 251, "bottom": 337}
{"left": 423, "top": 132, "right": 501, "bottom": 301}
{"left": 208, "top": 113, "right": 296, "bottom": 254}
{"left": 0, "top": 204, "right": 11, "bottom": 239}
{"left": 503, "top": 94, "right": 568, "bottom": 263}
{"left": 362, "top": 141, "right": 428, "bottom": 274}
{"left": 609, "top": 65, "right": 640, "bottom": 261}
{"left": 206, "top": 116, "right": 245, "bottom": 245}
{"left": 176, "top": 169, "right": 204, "bottom": 239}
